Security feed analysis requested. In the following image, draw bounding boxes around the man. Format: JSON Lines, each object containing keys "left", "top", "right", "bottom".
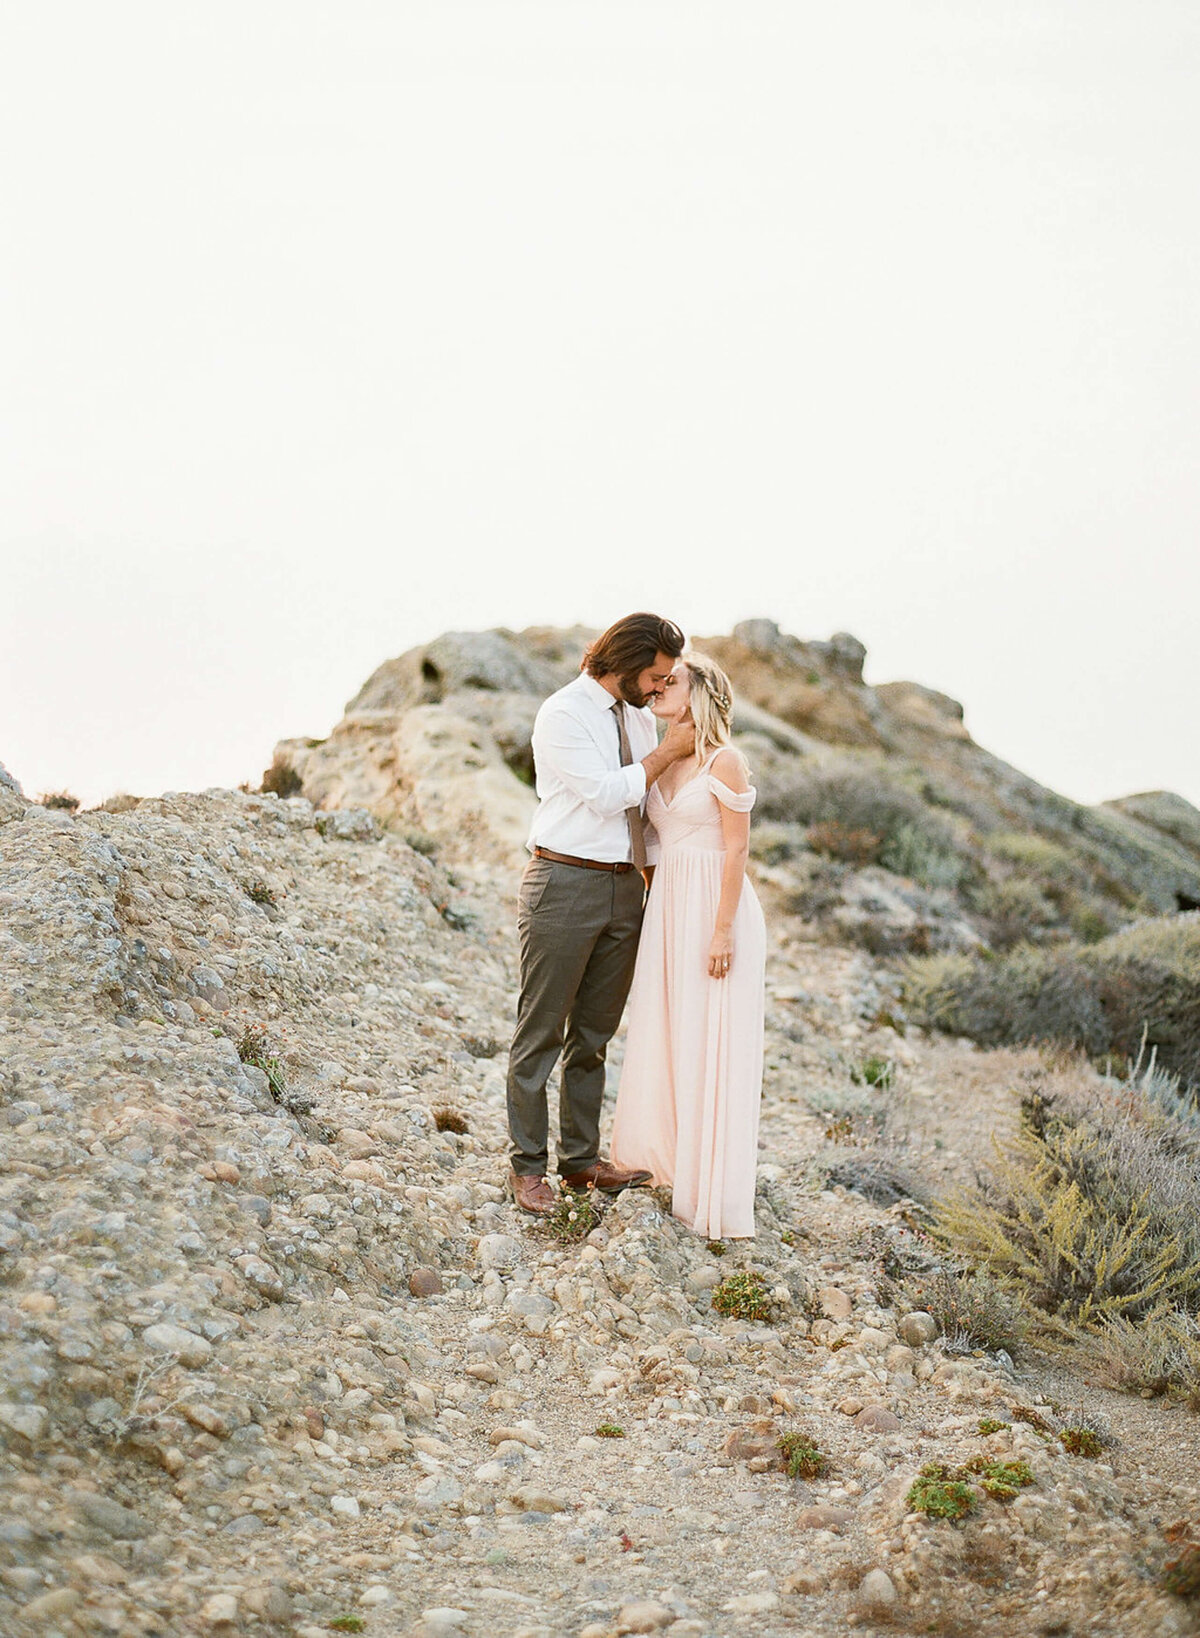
{"left": 506, "top": 612, "right": 695, "bottom": 1215}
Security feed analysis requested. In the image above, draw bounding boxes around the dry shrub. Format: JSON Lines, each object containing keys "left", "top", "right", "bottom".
{"left": 902, "top": 1269, "right": 1027, "bottom": 1353}
{"left": 431, "top": 1104, "right": 469, "bottom": 1135}
{"left": 99, "top": 792, "right": 141, "bottom": 814}
{"left": 805, "top": 820, "right": 881, "bottom": 865}
{"left": 932, "top": 1068, "right": 1200, "bottom": 1347}
{"left": 1075, "top": 1309, "right": 1200, "bottom": 1404}
{"left": 774, "top": 766, "right": 966, "bottom": 887}
{"left": 260, "top": 756, "right": 303, "bottom": 798}
{"left": 38, "top": 790, "right": 79, "bottom": 811}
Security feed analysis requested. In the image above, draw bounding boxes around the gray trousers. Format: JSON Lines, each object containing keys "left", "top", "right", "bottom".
{"left": 506, "top": 856, "right": 644, "bottom": 1177}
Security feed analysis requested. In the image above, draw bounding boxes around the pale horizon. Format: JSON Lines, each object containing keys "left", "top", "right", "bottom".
{"left": 3, "top": 4, "right": 1197, "bottom": 816}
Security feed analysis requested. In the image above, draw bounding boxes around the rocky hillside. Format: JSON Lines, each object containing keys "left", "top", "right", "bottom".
{"left": 2, "top": 628, "right": 1200, "bottom": 1638}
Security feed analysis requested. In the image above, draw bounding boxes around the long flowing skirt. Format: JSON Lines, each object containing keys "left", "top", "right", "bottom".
{"left": 611, "top": 845, "right": 765, "bottom": 1239}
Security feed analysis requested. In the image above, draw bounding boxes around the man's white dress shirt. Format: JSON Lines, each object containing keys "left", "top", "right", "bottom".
{"left": 527, "top": 673, "right": 660, "bottom": 864}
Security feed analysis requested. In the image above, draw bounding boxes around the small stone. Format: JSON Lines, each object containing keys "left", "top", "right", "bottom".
{"left": 20, "top": 1587, "right": 82, "bottom": 1622}
{"left": 818, "top": 1286, "right": 853, "bottom": 1320}
{"left": 336, "top": 1127, "right": 376, "bottom": 1158}
{"left": 509, "top": 1484, "right": 568, "bottom": 1513}
{"left": 783, "top": 1565, "right": 825, "bottom": 1594}
{"left": 723, "top": 1591, "right": 779, "bottom": 1614}
{"left": 359, "top": 1584, "right": 394, "bottom": 1606}
{"left": 224, "top": 1513, "right": 266, "bottom": 1534}
{"left": 200, "top": 1592, "right": 239, "bottom": 1627}
{"left": 409, "top": 1268, "right": 444, "bottom": 1298}
{"left": 331, "top": 1494, "right": 361, "bottom": 1518}
{"left": 898, "top": 1310, "right": 937, "bottom": 1347}
{"left": 417, "top": 1608, "right": 470, "bottom": 1638}
{"left": 72, "top": 1494, "right": 153, "bottom": 1540}
{"left": 795, "top": 1504, "right": 854, "bottom": 1532}
{"left": 143, "top": 1322, "right": 213, "bottom": 1368}
{"left": 855, "top": 1404, "right": 902, "bottom": 1433}
{"left": 477, "top": 1232, "right": 523, "bottom": 1270}
{"left": 858, "top": 1568, "right": 898, "bottom": 1609}
{"left": 723, "top": 1418, "right": 780, "bottom": 1462}
{"left": 182, "top": 1403, "right": 231, "bottom": 1438}
{"left": 837, "top": 1397, "right": 865, "bottom": 1417}
{"left": 0, "top": 1401, "right": 47, "bottom": 1441}
{"left": 234, "top": 1254, "right": 285, "bottom": 1300}
{"left": 490, "top": 1425, "right": 541, "bottom": 1449}
{"left": 616, "top": 1600, "right": 675, "bottom": 1633}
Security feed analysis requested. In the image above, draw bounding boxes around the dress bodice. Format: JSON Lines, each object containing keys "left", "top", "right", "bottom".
{"left": 647, "top": 754, "right": 757, "bottom": 854}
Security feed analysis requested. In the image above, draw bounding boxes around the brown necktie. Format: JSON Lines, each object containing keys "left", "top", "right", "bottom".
{"left": 614, "top": 702, "right": 648, "bottom": 871}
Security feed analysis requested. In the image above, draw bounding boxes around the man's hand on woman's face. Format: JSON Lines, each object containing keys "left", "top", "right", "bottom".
{"left": 660, "top": 720, "right": 695, "bottom": 762}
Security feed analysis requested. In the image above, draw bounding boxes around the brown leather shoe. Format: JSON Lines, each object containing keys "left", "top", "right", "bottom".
{"left": 560, "top": 1159, "right": 653, "bottom": 1193}
{"left": 509, "top": 1170, "right": 556, "bottom": 1217}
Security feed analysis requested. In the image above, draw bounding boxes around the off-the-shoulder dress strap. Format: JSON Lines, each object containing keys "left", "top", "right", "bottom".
{"left": 706, "top": 747, "right": 756, "bottom": 812}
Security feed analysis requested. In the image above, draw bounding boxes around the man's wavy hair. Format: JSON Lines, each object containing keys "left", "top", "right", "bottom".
{"left": 582, "top": 612, "right": 685, "bottom": 681}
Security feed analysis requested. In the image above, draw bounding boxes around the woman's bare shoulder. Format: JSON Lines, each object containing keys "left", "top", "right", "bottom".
{"left": 709, "top": 747, "right": 750, "bottom": 792}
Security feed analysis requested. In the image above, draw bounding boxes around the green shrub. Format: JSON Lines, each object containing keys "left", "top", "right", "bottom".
{"left": 903, "top": 913, "right": 1200, "bottom": 1087}
{"left": 711, "top": 1271, "right": 774, "bottom": 1322}
{"left": 594, "top": 1423, "right": 625, "bottom": 1438}
{"left": 778, "top": 1432, "right": 829, "bottom": 1480}
{"left": 907, "top": 1465, "right": 976, "bottom": 1521}
{"left": 879, "top": 821, "right": 965, "bottom": 889}
{"left": 1059, "top": 1426, "right": 1103, "bottom": 1457}
{"left": 987, "top": 832, "right": 1080, "bottom": 876}
{"left": 852, "top": 1055, "right": 895, "bottom": 1090}
{"left": 542, "top": 1187, "right": 603, "bottom": 1243}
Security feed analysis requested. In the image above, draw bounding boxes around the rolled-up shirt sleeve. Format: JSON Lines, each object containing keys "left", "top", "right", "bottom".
{"left": 534, "top": 702, "right": 647, "bottom": 818}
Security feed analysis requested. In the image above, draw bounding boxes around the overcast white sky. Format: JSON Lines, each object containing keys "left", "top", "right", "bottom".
{"left": 2, "top": 3, "right": 1197, "bottom": 813}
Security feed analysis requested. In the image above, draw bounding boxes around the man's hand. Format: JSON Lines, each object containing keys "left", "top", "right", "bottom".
{"left": 641, "top": 718, "right": 695, "bottom": 790}
{"left": 659, "top": 719, "right": 695, "bottom": 764}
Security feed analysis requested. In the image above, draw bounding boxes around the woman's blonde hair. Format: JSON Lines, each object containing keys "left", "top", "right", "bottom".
{"left": 682, "top": 652, "right": 739, "bottom": 766}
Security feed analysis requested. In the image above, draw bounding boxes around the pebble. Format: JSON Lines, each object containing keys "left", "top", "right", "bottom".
{"left": 855, "top": 1404, "right": 902, "bottom": 1433}
{"left": 200, "top": 1592, "right": 240, "bottom": 1627}
{"left": 819, "top": 1286, "right": 853, "bottom": 1320}
{"left": 616, "top": 1601, "right": 676, "bottom": 1633}
{"left": 20, "top": 1587, "right": 82, "bottom": 1622}
{"left": 409, "top": 1267, "right": 445, "bottom": 1297}
{"left": 858, "top": 1568, "right": 898, "bottom": 1608}
{"left": 898, "top": 1311, "right": 938, "bottom": 1347}
{"left": 142, "top": 1322, "right": 213, "bottom": 1368}
{"left": 0, "top": 1401, "right": 47, "bottom": 1441}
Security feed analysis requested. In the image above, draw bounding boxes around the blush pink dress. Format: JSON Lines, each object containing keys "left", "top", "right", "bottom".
{"left": 610, "top": 751, "right": 765, "bottom": 1239}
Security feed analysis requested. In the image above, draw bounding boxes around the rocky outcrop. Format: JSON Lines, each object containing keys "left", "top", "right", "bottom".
{"left": 0, "top": 761, "right": 27, "bottom": 826}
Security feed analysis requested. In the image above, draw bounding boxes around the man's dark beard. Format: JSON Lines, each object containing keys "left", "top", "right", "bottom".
{"left": 617, "top": 671, "right": 650, "bottom": 708}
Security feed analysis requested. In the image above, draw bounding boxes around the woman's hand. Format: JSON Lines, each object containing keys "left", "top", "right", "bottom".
{"left": 708, "top": 929, "right": 733, "bottom": 980}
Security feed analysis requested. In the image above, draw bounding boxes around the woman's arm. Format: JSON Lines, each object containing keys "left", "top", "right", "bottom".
{"left": 708, "top": 749, "right": 751, "bottom": 979}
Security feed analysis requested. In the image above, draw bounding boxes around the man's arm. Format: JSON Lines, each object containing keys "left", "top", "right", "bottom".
{"left": 533, "top": 704, "right": 695, "bottom": 819}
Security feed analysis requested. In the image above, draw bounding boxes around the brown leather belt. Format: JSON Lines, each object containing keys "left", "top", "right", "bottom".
{"left": 533, "top": 846, "right": 635, "bottom": 874}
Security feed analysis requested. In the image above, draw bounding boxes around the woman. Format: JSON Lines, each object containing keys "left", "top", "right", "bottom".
{"left": 610, "top": 654, "right": 766, "bottom": 1239}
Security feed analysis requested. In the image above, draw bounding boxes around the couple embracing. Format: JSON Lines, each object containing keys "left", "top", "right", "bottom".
{"left": 505, "top": 612, "right": 765, "bottom": 1241}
